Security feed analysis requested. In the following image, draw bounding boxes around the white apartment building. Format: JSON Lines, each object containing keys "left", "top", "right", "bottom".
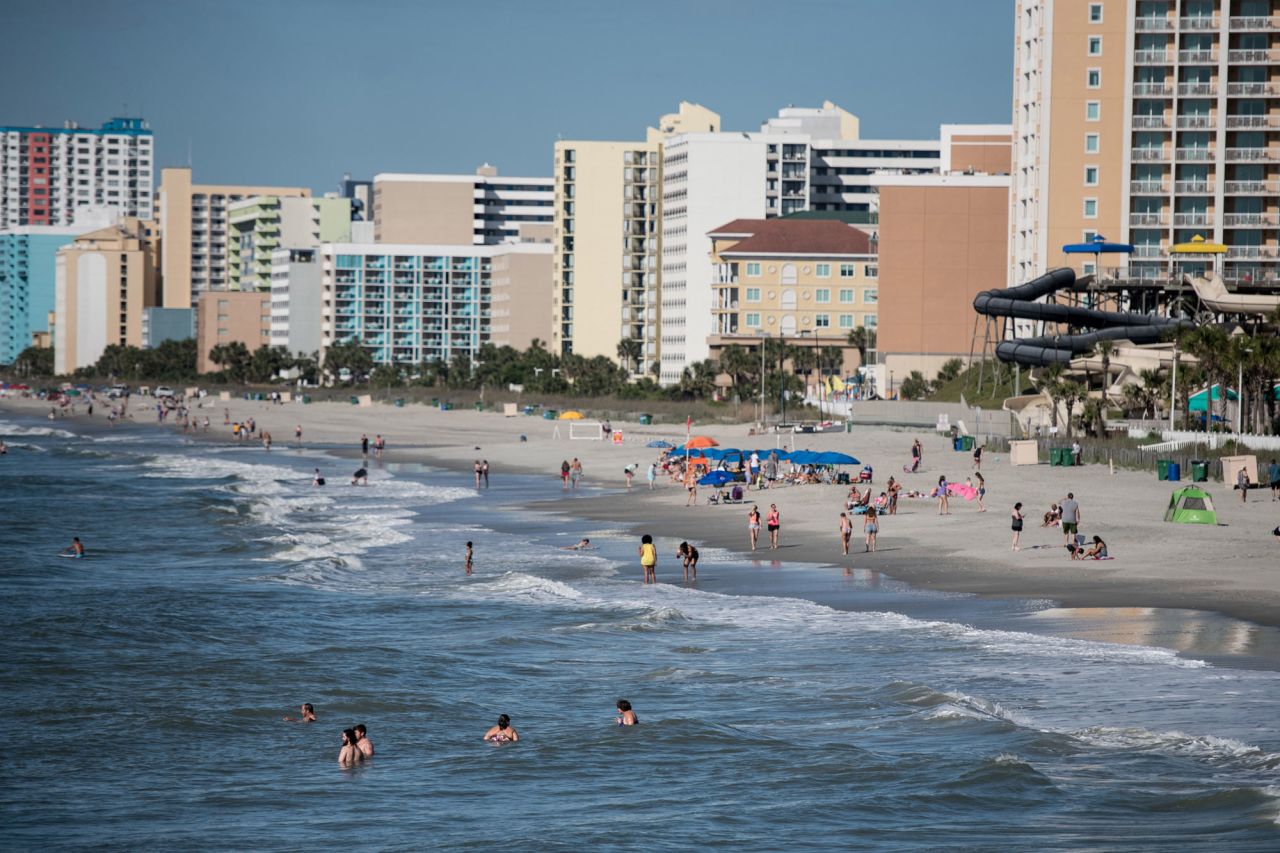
{"left": 320, "top": 242, "right": 551, "bottom": 366}
{"left": 0, "top": 118, "right": 154, "bottom": 229}
{"left": 270, "top": 247, "right": 323, "bottom": 357}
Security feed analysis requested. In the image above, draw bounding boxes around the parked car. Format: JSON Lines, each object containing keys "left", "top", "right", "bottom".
{"left": 108, "top": 384, "right": 129, "bottom": 398}
{"left": 154, "top": 386, "right": 176, "bottom": 398}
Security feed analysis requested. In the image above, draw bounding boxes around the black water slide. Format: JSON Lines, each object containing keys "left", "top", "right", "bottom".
{"left": 972, "top": 268, "right": 1187, "bottom": 366}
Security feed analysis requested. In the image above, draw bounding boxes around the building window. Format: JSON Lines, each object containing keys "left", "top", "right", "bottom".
{"left": 864, "top": 316, "right": 877, "bottom": 328}
{"left": 1083, "top": 229, "right": 1098, "bottom": 242}
{"left": 1086, "top": 101, "right": 1100, "bottom": 121}
{"left": 1089, "top": 3, "right": 1102, "bottom": 23}
{"left": 1088, "top": 36, "right": 1102, "bottom": 56}
{"left": 1086, "top": 68, "right": 1101, "bottom": 88}
{"left": 1083, "top": 198, "right": 1098, "bottom": 218}
{"left": 865, "top": 264, "right": 878, "bottom": 278}
{"left": 839, "top": 288, "right": 854, "bottom": 303}
{"left": 863, "top": 289, "right": 878, "bottom": 304}
{"left": 839, "top": 263, "right": 856, "bottom": 277}
{"left": 1084, "top": 166, "right": 1099, "bottom": 186}
{"left": 1085, "top": 133, "right": 1100, "bottom": 153}
{"left": 815, "top": 313, "right": 830, "bottom": 328}
{"left": 815, "top": 288, "right": 831, "bottom": 303}
{"left": 839, "top": 314, "right": 854, "bottom": 329}
{"left": 746, "top": 262, "right": 761, "bottom": 277}
{"left": 745, "top": 287, "right": 761, "bottom": 301}
{"left": 745, "top": 312, "right": 761, "bottom": 328}
{"left": 815, "top": 263, "right": 831, "bottom": 278}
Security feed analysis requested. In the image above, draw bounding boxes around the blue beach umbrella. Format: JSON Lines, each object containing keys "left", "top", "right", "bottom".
{"left": 647, "top": 440, "right": 674, "bottom": 449}
{"left": 789, "top": 450, "right": 821, "bottom": 465}
{"left": 698, "top": 470, "right": 737, "bottom": 487}
{"left": 814, "top": 451, "right": 860, "bottom": 466}
{"left": 1062, "top": 233, "right": 1135, "bottom": 257}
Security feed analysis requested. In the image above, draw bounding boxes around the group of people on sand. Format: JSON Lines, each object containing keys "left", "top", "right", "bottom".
{"left": 285, "top": 700, "right": 637, "bottom": 764}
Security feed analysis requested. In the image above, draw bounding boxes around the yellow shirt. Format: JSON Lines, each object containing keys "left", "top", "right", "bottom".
{"left": 640, "top": 543, "right": 656, "bottom": 566}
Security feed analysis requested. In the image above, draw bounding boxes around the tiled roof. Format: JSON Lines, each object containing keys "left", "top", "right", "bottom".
{"left": 708, "top": 218, "right": 873, "bottom": 256}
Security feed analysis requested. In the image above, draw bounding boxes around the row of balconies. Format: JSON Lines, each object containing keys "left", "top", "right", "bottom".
{"left": 1133, "top": 81, "right": 1280, "bottom": 97}
{"left": 1128, "top": 212, "right": 1280, "bottom": 227}
{"left": 1131, "top": 180, "right": 1280, "bottom": 195}
{"left": 1131, "top": 245, "right": 1279, "bottom": 259}
{"left": 1131, "top": 147, "right": 1280, "bottom": 162}
{"left": 1134, "top": 16, "right": 1279, "bottom": 33}
{"left": 1129, "top": 115, "right": 1280, "bottom": 130}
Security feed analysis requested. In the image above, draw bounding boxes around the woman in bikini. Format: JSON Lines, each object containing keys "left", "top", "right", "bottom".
{"left": 748, "top": 505, "right": 761, "bottom": 551}
{"left": 975, "top": 472, "right": 986, "bottom": 512}
{"left": 615, "top": 699, "right": 639, "bottom": 726}
{"left": 484, "top": 714, "right": 519, "bottom": 744}
{"left": 839, "top": 512, "right": 853, "bottom": 555}
{"left": 767, "top": 504, "right": 781, "bottom": 550}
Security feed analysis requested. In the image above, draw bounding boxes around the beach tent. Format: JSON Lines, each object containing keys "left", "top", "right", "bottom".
{"left": 1163, "top": 486, "right": 1217, "bottom": 525}
{"left": 559, "top": 411, "right": 584, "bottom": 420}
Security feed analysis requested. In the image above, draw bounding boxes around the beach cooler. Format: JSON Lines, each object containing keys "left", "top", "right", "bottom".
{"left": 1157, "top": 459, "right": 1172, "bottom": 480}
{"left": 1167, "top": 462, "right": 1181, "bottom": 482}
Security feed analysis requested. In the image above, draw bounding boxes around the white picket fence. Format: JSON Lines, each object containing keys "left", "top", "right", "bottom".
{"left": 1126, "top": 427, "right": 1280, "bottom": 452}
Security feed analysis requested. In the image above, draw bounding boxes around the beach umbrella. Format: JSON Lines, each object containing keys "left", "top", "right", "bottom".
{"left": 647, "top": 440, "right": 673, "bottom": 449}
{"left": 1170, "top": 234, "right": 1228, "bottom": 255}
{"left": 685, "top": 435, "right": 719, "bottom": 449}
{"left": 698, "top": 470, "right": 736, "bottom": 487}
{"left": 814, "top": 451, "right": 859, "bottom": 466}
{"left": 1062, "top": 233, "right": 1135, "bottom": 258}
{"left": 789, "top": 450, "right": 820, "bottom": 465}
{"left": 559, "top": 411, "right": 584, "bottom": 420}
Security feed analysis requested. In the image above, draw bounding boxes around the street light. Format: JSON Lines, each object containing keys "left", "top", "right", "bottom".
{"left": 756, "top": 329, "right": 768, "bottom": 429}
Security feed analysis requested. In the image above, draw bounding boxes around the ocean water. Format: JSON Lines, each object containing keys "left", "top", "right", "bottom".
{"left": 2, "top": 415, "right": 1279, "bottom": 851}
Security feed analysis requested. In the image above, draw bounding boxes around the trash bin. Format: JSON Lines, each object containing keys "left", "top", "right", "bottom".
{"left": 474, "top": 402, "right": 484, "bottom": 411}
{"left": 543, "top": 409, "right": 558, "bottom": 420}
{"left": 638, "top": 413, "right": 653, "bottom": 425}
{"left": 440, "top": 402, "right": 453, "bottom": 411}
{"left": 961, "top": 436, "right": 975, "bottom": 451}
{"left": 301, "top": 395, "right": 311, "bottom": 404}
{"left": 394, "top": 398, "right": 405, "bottom": 408}
{"left": 349, "top": 395, "right": 360, "bottom": 405}
{"left": 430, "top": 397, "right": 438, "bottom": 406}
{"left": 1048, "top": 448, "right": 1062, "bottom": 466}
{"left": 1190, "top": 460, "right": 1209, "bottom": 482}
{"left": 953, "top": 437, "right": 964, "bottom": 451}
{"left": 1167, "top": 462, "right": 1181, "bottom": 482}
{"left": 522, "top": 405, "right": 535, "bottom": 416}
{"left": 844, "top": 420, "right": 853, "bottom": 433}
{"left": 1157, "top": 459, "right": 1172, "bottom": 480}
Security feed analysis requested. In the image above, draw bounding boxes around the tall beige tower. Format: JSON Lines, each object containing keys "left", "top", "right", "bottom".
{"left": 1012, "top": 0, "right": 1280, "bottom": 288}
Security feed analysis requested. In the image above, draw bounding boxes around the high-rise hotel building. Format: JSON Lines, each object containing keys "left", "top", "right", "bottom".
{"left": 1012, "top": 0, "right": 1279, "bottom": 287}
{"left": 0, "top": 118, "right": 154, "bottom": 229}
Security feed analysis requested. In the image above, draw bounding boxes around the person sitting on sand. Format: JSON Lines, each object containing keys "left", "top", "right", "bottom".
{"left": 615, "top": 699, "right": 638, "bottom": 726}
{"left": 1042, "top": 503, "right": 1060, "bottom": 527}
{"left": 1081, "top": 535, "right": 1108, "bottom": 560}
{"left": 339, "top": 728, "right": 364, "bottom": 766}
{"left": 484, "top": 714, "right": 519, "bottom": 744}
{"left": 284, "top": 703, "right": 316, "bottom": 723}
{"left": 354, "top": 724, "right": 374, "bottom": 757}
{"left": 845, "top": 485, "right": 862, "bottom": 510}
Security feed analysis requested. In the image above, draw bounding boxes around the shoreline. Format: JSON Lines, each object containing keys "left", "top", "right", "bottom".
{"left": 7, "top": 394, "right": 1280, "bottom": 636}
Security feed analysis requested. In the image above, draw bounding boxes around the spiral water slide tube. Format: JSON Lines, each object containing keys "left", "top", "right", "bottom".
{"left": 972, "top": 268, "right": 1188, "bottom": 367}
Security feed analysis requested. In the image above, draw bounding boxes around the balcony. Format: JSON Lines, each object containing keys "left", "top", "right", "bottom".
{"left": 1134, "top": 49, "right": 1170, "bottom": 64}
{"left": 1224, "top": 213, "right": 1280, "bottom": 227}
{"left": 1135, "top": 16, "right": 1174, "bottom": 31}
{"left": 1226, "top": 147, "right": 1280, "bottom": 162}
{"left": 1229, "top": 16, "right": 1279, "bottom": 30}
{"left": 1133, "top": 115, "right": 1171, "bottom": 129}
{"left": 1177, "top": 82, "right": 1217, "bottom": 97}
{"left": 1227, "top": 82, "right": 1278, "bottom": 96}
{"left": 1175, "top": 180, "right": 1214, "bottom": 194}
{"left": 1179, "top": 16, "right": 1219, "bottom": 30}
{"left": 1226, "top": 115, "right": 1280, "bottom": 129}
{"left": 1177, "top": 49, "right": 1218, "bottom": 64}
{"left": 1172, "top": 212, "right": 1211, "bottom": 227}
{"left": 1133, "top": 245, "right": 1165, "bottom": 258}
{"left": 1131, "top": 180, "right": 1169, "bottom": 194}
{"left": 1175, "top": 114, "right": 1213, "bottom": 129}
{"left": 1176, "top": 147, "right": 1215, "bottom": 161}
{"left": 1227, "top": 247, "right": 1278, "bottom": 259}
{"left": 1225, "top": 180, "right": 1280, "bottom": 194}
{"left": 1133, "top": 148, "right": 1171, "bottom": 161}
{"left": 1228, "top": 48, "right": 1279, "bottom": 63}
{"left": 1131, "top": 212, "right": 1170, "bottom": 226}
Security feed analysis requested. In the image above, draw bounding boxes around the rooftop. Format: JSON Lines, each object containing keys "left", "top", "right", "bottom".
{"left": 708, "top": 218, "right": 874, "bottom": 257}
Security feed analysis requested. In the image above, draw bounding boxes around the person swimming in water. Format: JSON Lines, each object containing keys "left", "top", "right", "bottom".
{"left": 483, "top": 714, "right": 519, "bottom": 744}
{"left": 615, "top": 699, "right": 638, "bottom": 726}
{"left": 61, "top": 537, "right": 85, "bottom": 557}
{"left": 283, "top": 703, "right": 316, "bottom": 723}
{"left": 561, "top": 538, "right": 592, "bottom": 550}
{"left": 339, "top": 728, "right": 364, "bottom": 766}
{"left": 465, "top": 541, "right": 473, "bottom": 575}
{"left": 354, "top": 723, "right": 374, "bottom": 757}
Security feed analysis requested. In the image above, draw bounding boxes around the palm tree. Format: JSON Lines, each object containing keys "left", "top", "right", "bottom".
{"left": 616, "top": 338, "right": 643, "bottom": 375}
{"left": 1094, "top": 340, "right": 1115, "bottom": 398}
{"left": 847, "top": 327, "right": 876, "bottom": 367}
{"left": 1060, "top": 380, "right": 1086, "bottom": 437}
{"left": 718, "top": 344, "right": 757, "bottom": 395}
{"left": 1179, "top": 325, "right": 1230, "bottom": 428}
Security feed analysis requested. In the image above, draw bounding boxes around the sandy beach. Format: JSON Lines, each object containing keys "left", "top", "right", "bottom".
{"left": 7, "top": 392, "right": 1280, "bottom": 630}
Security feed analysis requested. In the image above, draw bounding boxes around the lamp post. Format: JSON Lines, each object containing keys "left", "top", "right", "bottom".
{"left": 756, "top": 329, "right": 768, "bottom": 430}
{"left": 1168, "top": 338, "right": 1178, "bottom": 431}
{"left": 1237, "top": 345, "right": 1250, "bottom": 434}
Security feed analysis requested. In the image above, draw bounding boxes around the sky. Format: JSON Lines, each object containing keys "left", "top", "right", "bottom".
{"left": 2, "top": 0, "right": 1015, "bottom": 192}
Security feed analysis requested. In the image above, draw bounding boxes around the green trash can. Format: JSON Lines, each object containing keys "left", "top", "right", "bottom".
{"left": 441, "top": 402, "right": 453, "bottom": 411}
{"left": 1190, "top": 460, "right": 1209, "bottom": 482}
{"left": 1048, "top": 448, "right": 1061, "bottom": 466}
{"left": 845, "top": 420, "right": 853, "bottom": 433}
{"left": 474, "top": 401, "right": 484, "bottom": 411}
{"left": 394, "top": 398, "right": 405, "bottom": 408}
{"left": 638, "top": 413, "right": 653, "bottom": 426}
{"left": 1157, "top": 459, "right": 1172, "bottom": 481}
{"left": 301, "top": 395, "right": 312, "bottom": 404}
{"left": 961, "top": 436, "right": 975, "bottom": 452}
{"left": 543, "top": 409, "right": 558, "bottom": 420}
{"left": 430, "top": 397, "right": 438, "bottom": 406}
{"left": 349, "top": 395, "right": 360, "bottom": 405}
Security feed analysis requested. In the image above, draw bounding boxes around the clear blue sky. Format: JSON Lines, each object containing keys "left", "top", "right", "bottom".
{"left": 3, "top": 0, "right": 1014, "bottom": 191}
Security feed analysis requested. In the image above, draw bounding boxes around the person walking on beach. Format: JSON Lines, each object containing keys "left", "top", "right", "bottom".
{"left": 361, "top": 434, "right": 369, "bottom": 458}
{"left": 295, "top": 424, "right": 303, "bottom": 446}
{"left": 354, "top": 724, "right": 374, "bottom": 757}
{"left": 1270, "top": 458, "right": 1280, "bottom": 501}
{"left": 571, "top": 458, "right": 583, "bottom": 490}
{"left": 863, "top": 507, "right": 879, "bottom": 552}
{"left": 1059, "top": 492, "right": 1081, "bottom": 544}
{"left": 886, "top": 476, "right": 901, "bottom": 515}
{"left": 1011, "top": 502, "right": 1024, "bottom": 551}
{"left": 972, "top": 443, "right": 983, "bottom": 470}
{"left": 1237, "top": 467, "right": 1250, "bottom": 503}
{"left": 685, "top": 468, "right": 697, "bottom": 506}
{"left": 465, "top": 541, "right": 473, "bottom": 575}
{"left": 839, "top": 512, "right": 853, "bottom": 555}
{"left": 481, "top": 460, "right": 489, "bottom": 488}
{"left": 748, "top": 505, "right": 761, "bottom": 550}
{"left": 474, "top": 459, "right": 483, "bottom": 488}
{"left": 937, "top": 475, "right": 950, "bottom": 515}
{"left": 638, "top": 534, "right": 657, "bottom": 583}
{"left": 374, "top": 435, "right": 385, "bottom": 459}
{"left": 224, "top": 407, "right": 230, "bottom": 425}
{"left": 767, "top": 504, "right": 781, "bottom": 549}
{"left": 910, "top": 439, "right": 923, "bottom": 473}
{"left": 203, "top": 416, "right": 210, "bottom": 433}
{"left": 561, "top": 459, "right": 571, "bottom": 489}
{"left": 647, "top": 461, "right": 657, "bottom": 490}
{"left": 974, "top": 472, "right": 986, "bottom": 512}
{"left": 1071, "top": 440, "right": 1082, "bottom": 467}
{"left": 677, "top": 541, "right": 699, "bottom": 583}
